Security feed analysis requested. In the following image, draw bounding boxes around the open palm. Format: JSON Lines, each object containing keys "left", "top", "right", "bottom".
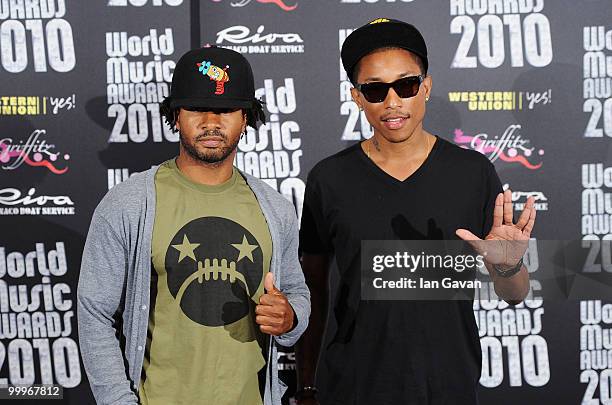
{"left": 456, "top": 189, "right": 536, "bottom": 268}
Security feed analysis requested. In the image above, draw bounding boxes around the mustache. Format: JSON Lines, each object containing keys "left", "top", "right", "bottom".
{"left": 195, "top": 129, "right": 227, "bottom": 141}
{"left": 380, "top": 112, "right": 410, "bottom": 120}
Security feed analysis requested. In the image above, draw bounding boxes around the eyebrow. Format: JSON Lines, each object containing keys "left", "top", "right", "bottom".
{"left": 362, "top": 72, "right": 419, "bottom": 83}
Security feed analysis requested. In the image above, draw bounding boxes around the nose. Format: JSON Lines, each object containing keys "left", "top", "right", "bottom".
{"left": 198, "top": 111, "right": 222, "bottom": 129}
{"left": 383, "top": 87, "right": 403, "bottom": 109}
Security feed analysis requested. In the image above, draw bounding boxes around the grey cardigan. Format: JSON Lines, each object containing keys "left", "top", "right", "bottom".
{"left": 77, "top": 165, "right": 310, "bottom": 405}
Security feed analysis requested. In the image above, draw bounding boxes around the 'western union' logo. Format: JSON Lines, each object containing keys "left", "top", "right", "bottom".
{"left": 0, "top": 96, "right": 45, "bottom": 115}
{"left": 448, "top": 91, "right": 520, "bottom": 111}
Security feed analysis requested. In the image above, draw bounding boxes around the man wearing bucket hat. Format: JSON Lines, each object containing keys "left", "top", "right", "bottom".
{"left": 78, "top": 46, "right": 310, "bottom": 405}
{"left": 296, "top": 19, "right": 536, "bottom": 404}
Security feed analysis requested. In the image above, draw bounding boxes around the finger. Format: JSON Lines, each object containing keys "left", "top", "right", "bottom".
{"left": 515, "top": 196, "right": 533, "bottom": 229}
{"left": 264, "top": 272, "right": 280, "bottom": 294}
{"left": 255, "top": 315, "right": 282, "bottom": 327}
{"left": 259, "top": 293, "right": 277, "bottom": 306}
{"left": 259, "top": 293, "right": 286, "bottom": 307}
{"left": 522, "top": 203, "right": 537, "bottom": 237}
{"left": 503, "top": 189, "right": 513, "bottom": 224}
{"left": 259, "top": 324, "right": 280, "bottom": 335}
{"left": 492, "top": 193, "right": 504, "bottom": 228}
{"left": 256, "top": 300, "right": 287, "bottom": 318}
{"left": 255, "top": 304, "right": 276, "bottom": 316}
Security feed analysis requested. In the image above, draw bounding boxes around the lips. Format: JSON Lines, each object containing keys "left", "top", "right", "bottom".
{"left": 197, "top": 137, "right": 225, "bottom": 147}
{"left": 381, "top": 115, "right": 409, "bottom": 130}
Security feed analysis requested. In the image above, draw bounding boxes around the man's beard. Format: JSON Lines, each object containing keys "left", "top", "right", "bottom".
{"left": 179, "top": 129, "right": 239, "bottom": 164}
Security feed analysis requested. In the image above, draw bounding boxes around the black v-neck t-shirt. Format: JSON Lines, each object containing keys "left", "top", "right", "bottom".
{"left": 299, "top": 137, "right": 503, "bottom": 405}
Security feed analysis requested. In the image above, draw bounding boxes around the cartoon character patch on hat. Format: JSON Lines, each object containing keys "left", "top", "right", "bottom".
{"left": 197, "top": 60, "right": 230, "bottom": 95}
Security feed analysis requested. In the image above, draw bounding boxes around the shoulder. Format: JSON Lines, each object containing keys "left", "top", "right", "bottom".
{"left": 93, "top": 166, "right": 157, "bottom": 222}
{"left": 240, "top": 171, "right": 297, "bottom": 221}
{"left": 307, "top": 143, "right": 362, "bottom": 184}
{"left": 435, "top": 136, "right": 496, "bottom": 174}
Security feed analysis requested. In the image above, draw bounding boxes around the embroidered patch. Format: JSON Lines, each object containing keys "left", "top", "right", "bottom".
{"left": 196, "top": 60, "right": 230, "bottom": 95}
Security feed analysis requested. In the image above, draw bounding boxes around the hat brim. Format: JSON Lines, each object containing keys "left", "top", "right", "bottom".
{"left": 170, "top": 97, "right": 253, "bottom": 110}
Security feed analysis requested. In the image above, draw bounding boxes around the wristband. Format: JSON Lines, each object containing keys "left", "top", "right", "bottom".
{"left": 492, "top": 257, "right": 524, "bottom": 278}
{"left": 294, "top": 386, "right": 318, "bottom": 400}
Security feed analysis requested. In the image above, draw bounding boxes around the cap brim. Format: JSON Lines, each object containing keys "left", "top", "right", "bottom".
{"left": 170, "top": 97, "right": 253, "bottom": 109}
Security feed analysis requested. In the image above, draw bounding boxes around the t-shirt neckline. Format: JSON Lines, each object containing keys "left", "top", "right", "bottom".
{"left": 168, "top": 158, "right": 240, "bottom": 194}
{"left": 357, "top": 135, "right": 441, "bottom": 186}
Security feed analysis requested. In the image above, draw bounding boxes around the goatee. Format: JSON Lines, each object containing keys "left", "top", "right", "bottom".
{"left": 179, "top": 129, "right": 239, "bottom": 164}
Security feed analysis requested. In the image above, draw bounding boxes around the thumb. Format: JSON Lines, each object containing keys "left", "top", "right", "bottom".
{"left": 455, "top": 228, "right": 485, "bottom": 253}
{"left": 264, "top": 272, "right": 279, "bottom": 294}
{"left": 455, "top": 228, "right": 480, "bottom": 241}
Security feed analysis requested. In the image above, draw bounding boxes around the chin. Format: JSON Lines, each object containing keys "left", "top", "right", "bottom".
{"left": 204, "top": 150, "right": 231, "bottom": 162}
{"left": 378, "top": 129, "right": 414, "bottom": 144}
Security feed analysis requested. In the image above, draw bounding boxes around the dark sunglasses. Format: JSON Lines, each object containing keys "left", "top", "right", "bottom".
{"left": 356, "top": 75, "right": 424, "bottom": 103}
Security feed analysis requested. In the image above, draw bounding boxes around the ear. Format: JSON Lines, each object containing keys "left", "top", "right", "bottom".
{"left": 350, "top": 87, "right": 364, "bottom": 111}
{"left": 422, "top": 75, "right": 432, "bottom": 100}
{"left": 175, "top": 108, "right": 182, "bottom": 131}
{"left": 242, "top": 111, "right": 247, "bottom": 133}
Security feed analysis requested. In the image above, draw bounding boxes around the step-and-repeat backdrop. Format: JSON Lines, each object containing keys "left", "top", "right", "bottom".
{"left": 0, "top": 1, "right": 610, "bottom": 404}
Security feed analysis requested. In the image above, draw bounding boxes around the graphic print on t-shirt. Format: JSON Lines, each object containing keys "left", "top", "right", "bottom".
{"left": 165, "top": 216, "right": 263, "bottom": 327}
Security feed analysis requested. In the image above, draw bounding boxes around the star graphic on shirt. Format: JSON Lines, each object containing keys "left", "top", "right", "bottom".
{"left": 172, "top": 234, "right": 200, "bottom": 263}
{"left": 231, "top": 235, "right": 258, "bottom": 262}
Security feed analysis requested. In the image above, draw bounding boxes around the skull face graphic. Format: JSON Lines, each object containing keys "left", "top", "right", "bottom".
{"left": 165, "top": 217, "right": 264, "bottom": 326}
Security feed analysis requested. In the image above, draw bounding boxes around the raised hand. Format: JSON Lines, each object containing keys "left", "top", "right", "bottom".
{"left": 456, "top": 189, "right": 536, "bottom": 270}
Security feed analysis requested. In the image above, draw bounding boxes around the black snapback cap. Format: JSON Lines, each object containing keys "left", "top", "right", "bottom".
{"left": 341, "top": 18, "right": 428, "bottom": 83}
{"left": 167, "top": 45, "right": 256, "bottom": 109}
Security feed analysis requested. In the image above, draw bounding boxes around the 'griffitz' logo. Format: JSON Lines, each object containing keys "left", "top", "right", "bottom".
{"left": 197, "top": 60, "right": 230, "bottom": 95}
{"left": 0, "top": 130, "right": 69, "bottom": 174}
{"left": 211, "top": 0, "right": 297, "bottom": 11}
{"left": 453, "top": 126, "right": 544, "bottom": 170}
{"left": 165, "top": 217, "right": 263, "bottom": 326}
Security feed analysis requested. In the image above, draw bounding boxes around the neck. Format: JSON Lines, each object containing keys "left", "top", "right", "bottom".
{"left": 370, "top": 126, "right": 431, "bottom": 162}
{"left": 175, "top": 148, "right": 236, "bottom": 185}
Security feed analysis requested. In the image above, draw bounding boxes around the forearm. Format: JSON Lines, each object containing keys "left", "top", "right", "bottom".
{"left": 275, "top": 288, "right": 310, "bottom": 346}
{"left": 78, "top": 213, "right": 138, "bottom": 403}
{"left": 295, "top": 253, "right": 330, "bottom": 389}
{"left": 295, "top": 281, "right": 328, "bottom": 388}
{"left": 274, "top": 213, "right": 312, "bottom": 346}
{"left": 77, "top": 296, "right": 139, "bottom": 404}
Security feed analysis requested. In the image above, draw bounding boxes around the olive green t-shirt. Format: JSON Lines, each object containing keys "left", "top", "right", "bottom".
{"left": 139, "top": 159, "right": 272, "bottom": 405}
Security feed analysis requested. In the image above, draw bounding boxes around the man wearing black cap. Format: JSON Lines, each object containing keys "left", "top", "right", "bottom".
{"left": 77, "top": 46, "right": 310, "bottom": 405}
{"left": 296, "top": 19, "right": 536, "bottom": 404}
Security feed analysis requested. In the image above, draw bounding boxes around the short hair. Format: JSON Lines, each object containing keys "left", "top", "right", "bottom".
{"left": 350, "top": 46, "right": 427, "bottom": 85}
{"left": 160, "top": 98, "right": 266, "bottom": 133}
